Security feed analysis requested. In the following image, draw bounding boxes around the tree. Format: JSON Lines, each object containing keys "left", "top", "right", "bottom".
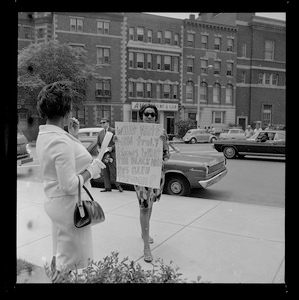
{"left": 18, "top": 40, "right": 102, "bottom": 110}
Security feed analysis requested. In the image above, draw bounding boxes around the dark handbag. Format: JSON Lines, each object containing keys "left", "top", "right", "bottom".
{"left": 74, "top": 181, "right": 105, "bottom": 228}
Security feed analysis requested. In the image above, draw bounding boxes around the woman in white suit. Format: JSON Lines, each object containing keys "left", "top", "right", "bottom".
{"left": 36, "top": 81, "right": 105, "bottom": 280}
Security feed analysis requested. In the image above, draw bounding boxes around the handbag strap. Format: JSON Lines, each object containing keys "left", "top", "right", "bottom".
{"left": 77, "top": 176, "right": 94, "bottom": 204}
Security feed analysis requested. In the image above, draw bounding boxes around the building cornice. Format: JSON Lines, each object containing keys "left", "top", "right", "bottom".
{"left": 127, "top": 40, "right": 182, "bottom": 55}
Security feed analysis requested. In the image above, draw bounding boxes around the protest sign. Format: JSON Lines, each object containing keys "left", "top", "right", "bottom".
{"left": 115, "top": 122, "right": 163, "bottom": 189}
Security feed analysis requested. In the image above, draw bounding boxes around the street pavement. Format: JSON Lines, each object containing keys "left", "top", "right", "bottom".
{"left": 16, "top": 178, "right": 285, "bottom": 284}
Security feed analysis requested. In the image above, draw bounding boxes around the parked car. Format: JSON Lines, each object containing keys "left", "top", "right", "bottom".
{"left": 17, "top": 127, "right": 33, "bottom": 166}
{"left": 212, "top": 130, "right": 286, "bottom": 159}
{"left": 78, "top": 136, "right": 228, "bottom": 196}
{"left": 183, "top": 128, "right": 217, "bottom": 144}
{"left": 78, "top": 127, "right": 103, "bottom": 139}
{"left": 219, "top": 128, "right": 246, "bottom": 140}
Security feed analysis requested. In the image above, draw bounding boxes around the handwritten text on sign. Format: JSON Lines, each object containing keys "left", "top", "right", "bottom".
{"left": 115, "top": 122, "right": 163, "bottom": 189}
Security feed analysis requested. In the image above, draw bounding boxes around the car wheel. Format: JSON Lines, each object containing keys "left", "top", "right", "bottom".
{"left": 210, "top": 137, "right": 217, "bottom": 143}
{"left": 223, "top": 146, "right": 237, "bottom": 159}
{"left": 190, "top": 138, "right": 197, "bottom": 144}
{"left": 164, "top": 175, "right": 191, "bottom": 196}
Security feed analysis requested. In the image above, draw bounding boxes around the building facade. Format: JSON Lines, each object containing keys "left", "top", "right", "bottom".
{"left": 182, "top": 14, "right": 238, "bottom": 132}
{"left": 17, "top": 12, "right": 285, "bottom": 140}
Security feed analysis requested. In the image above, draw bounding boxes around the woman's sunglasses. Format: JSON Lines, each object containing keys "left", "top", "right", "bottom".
{"left": 143, "top": 112, "right": 156, "bottom": 118}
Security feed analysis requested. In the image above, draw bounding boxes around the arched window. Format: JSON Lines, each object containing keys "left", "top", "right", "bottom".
{"left": 226, "top": 84, "right": 233, "bottom": 103}
{"left": 200, "top": 82, "right": 208, "bottom": 101}
{"left": 213, "top": 83, "right": 221, "bottom": 103}
{"left": 186, "top": 81, "right": 194, "bottom": 100}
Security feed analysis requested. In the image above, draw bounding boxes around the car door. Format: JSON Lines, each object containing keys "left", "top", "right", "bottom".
{"left": 247, "top": 132, "right": 273, "bottom": 154}
{"left": 268, "top": 132, "right": 286, "bottom": 154}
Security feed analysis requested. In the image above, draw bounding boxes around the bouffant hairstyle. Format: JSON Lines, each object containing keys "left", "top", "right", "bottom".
{"left": 37, "top": 81, "right": 73, "bottom": 119}
{"left": 138, "top": 104, "right": 158, "bottom": 121}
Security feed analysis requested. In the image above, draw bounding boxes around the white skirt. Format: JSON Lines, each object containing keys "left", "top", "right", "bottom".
{"left": 44, "top": 191, "right": 93, "bottom": 271}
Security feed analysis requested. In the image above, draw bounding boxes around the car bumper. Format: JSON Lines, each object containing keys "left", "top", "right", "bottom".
{"left": 198, "top": 169, "right": 228, "bottom": 188}
{"left": 17, "top": 157, "right": 33, "bottom": 166}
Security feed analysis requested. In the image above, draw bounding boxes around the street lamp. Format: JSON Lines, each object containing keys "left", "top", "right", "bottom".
{"left": 197, "top": 64, "right": 213, "bottom": 127}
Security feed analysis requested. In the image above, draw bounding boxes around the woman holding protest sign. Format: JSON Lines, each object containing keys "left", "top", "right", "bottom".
{"left": 134, "top": 104, "right": 170, "bottom": 262}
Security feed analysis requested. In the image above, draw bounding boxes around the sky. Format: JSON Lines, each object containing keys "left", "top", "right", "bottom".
{"left": 145, "top": 12, "right": 286, "bottom": 21}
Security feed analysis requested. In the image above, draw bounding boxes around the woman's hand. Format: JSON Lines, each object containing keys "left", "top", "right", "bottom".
{"left": 68, "top": 117, "right": 80, "bottom": 138}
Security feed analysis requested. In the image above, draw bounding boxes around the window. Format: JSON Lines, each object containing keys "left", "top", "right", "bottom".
{"left": 174, "top": 33, "right": 179, "bottom": 46}
{"left": 265, "top": 40, "right": 274, "bottom": 60}
{"left": 187, "top": 33, "right": 194, "bottom": 47}
{"left": 147, "top": 54, "right": 152, "bottom": 69}
{"left": 157, "top": 31, "right": 162, "bottom": 44}
{"left": 262, "top": 105, "right": 272, "bottom": 127}
{"left": 241, "top": 43, "right": 247, "bottom": 57}
{"left": 214, "top": 37, "right": 221, "bottom": 50}
{"left": 147, "top": 30, "right": 152, "bottom": 43}
{"left": 97, "top": 47, "right": 110, "bottom": 64}
{"left": 173, "top": 85, "right": 178, "bottom": 99}
{"left": 227, "top": 38, "right": 234, "bottom": 52}
{"left": 265, "top": 73, "right": 271, "bottom": 85}
{"left": 146, "top": 83, "right": 152, "bottom": 98}
{"left": 70, "top": 19, "right": 76, "bottom": 31}
{"left": 214, "top": 61, "right": 221, "bottom": 75}
{"left": 96, "top": 105, "right": 111, "bottom": 124}
{"left": 213, "top": 83, "right": 221, "bottom": 103}
{"left": 225, "top": 84, "right": 233, "bottom": 103}
{"left": 157, "top": 55, "right": 161, "bottom": 70}
{"left": 36, "top": 28, "right": 44, "bottom": 39}
{"left": 201, "top": 60, "right": 208, "bottom": 74}
{"left": 187, "top": 58, "right": 194, "bottom": 73}
{"left": 163, "top": 84, "right": 170, "bottom": 99}
{"left": 258, "top": 73, "right": 264, "bottom": 84}
{"left": 129, "top": 82, "right": 134, "bottom": 97}
{"left": 97, "top": 21, "right": 109, "bottom": 35}
{"left": 156, "top": 84, "right": 161, "bottom": 99}
{"left": 165, "top": 31, "right": 172, "bottom": 44}
{"left": 200, "top": 82, "right": 208, "bottom": 101}
{"left": 201, "top": 35, "right": 208, "bottom": 49}
{"left": 129, "top": 27, "right": 134, "bottom": 40}
{"left": 136, "top": 82, "right": 144, "bottom": 97}
{"left": 213, "top": 111, "right": 224, "bottom": 124}
{"left": 137, "top": 53, "right": 144, "bottom": 68}
{"left": 96, "top": 80, "right": 111, "bottom": 97}
{"left": 164, "top": 56, "right": 171, "bottom": 71}
{"left": 77, "top": 19, "right": 83, "bottom": 32}
{"left": 137, "top": 27, "right": 144, "bottom": 41}
{"left": 240, "top": 71, "right": 246, "bottom": 83}
{"left": 186, "top": 81, "right": 193, "bottom": 100}
{"left": 272, "top": 74, "right": 278, "bottom": 85}
{"left": 173, "top": 57, "right": 179, "bottom": 72}
{"left": 227, "top": 62, "right": 233, "bottom": 76}
{"left": 129, "top": 52, "right": 134, "bottom": 68}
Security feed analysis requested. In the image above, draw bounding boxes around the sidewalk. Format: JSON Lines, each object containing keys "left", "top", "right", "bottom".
{"left": 16, "top": 180, "right": 285, "bottom": 284}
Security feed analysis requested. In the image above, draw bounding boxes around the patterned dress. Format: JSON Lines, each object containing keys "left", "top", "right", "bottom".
{"left": 134, "top": 130, "right": 170, "bottom": 209}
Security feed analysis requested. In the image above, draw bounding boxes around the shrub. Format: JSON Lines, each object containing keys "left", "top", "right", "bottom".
{"left": 44, "top": 251, "right": 207, "bottom": 283}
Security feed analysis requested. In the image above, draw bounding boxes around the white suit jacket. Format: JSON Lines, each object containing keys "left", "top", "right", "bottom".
{"left": 36, "top": 125, "right": 92, "bottom": 198}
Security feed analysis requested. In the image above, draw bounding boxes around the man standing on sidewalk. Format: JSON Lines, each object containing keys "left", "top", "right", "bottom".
{"left": 97, "top": 118, "right": 123, "bottom": 192}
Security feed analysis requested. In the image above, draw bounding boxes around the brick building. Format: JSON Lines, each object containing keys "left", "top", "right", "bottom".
{"left": 17, "top": 12, "right": 286, "bottom": 140}
{"left": 204, "top": 13, "right": 286, "bottom": 129}
{"left": 124, "top": 13, "right": 182, "bottom": 135}
{"left": 182, "top": 14, "right": 238, "bottom": 131}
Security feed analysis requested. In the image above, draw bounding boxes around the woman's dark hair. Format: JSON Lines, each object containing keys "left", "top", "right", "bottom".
{"left": 139, "top": 104, "right": 158, "bottom": 121}
{"left": 37, "top": 81, "right": 73, "bottom": 119}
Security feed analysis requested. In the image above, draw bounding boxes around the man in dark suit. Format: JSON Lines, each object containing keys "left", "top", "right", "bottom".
{"left": 97, "top": 118, "right": 123, "bottom": 192}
